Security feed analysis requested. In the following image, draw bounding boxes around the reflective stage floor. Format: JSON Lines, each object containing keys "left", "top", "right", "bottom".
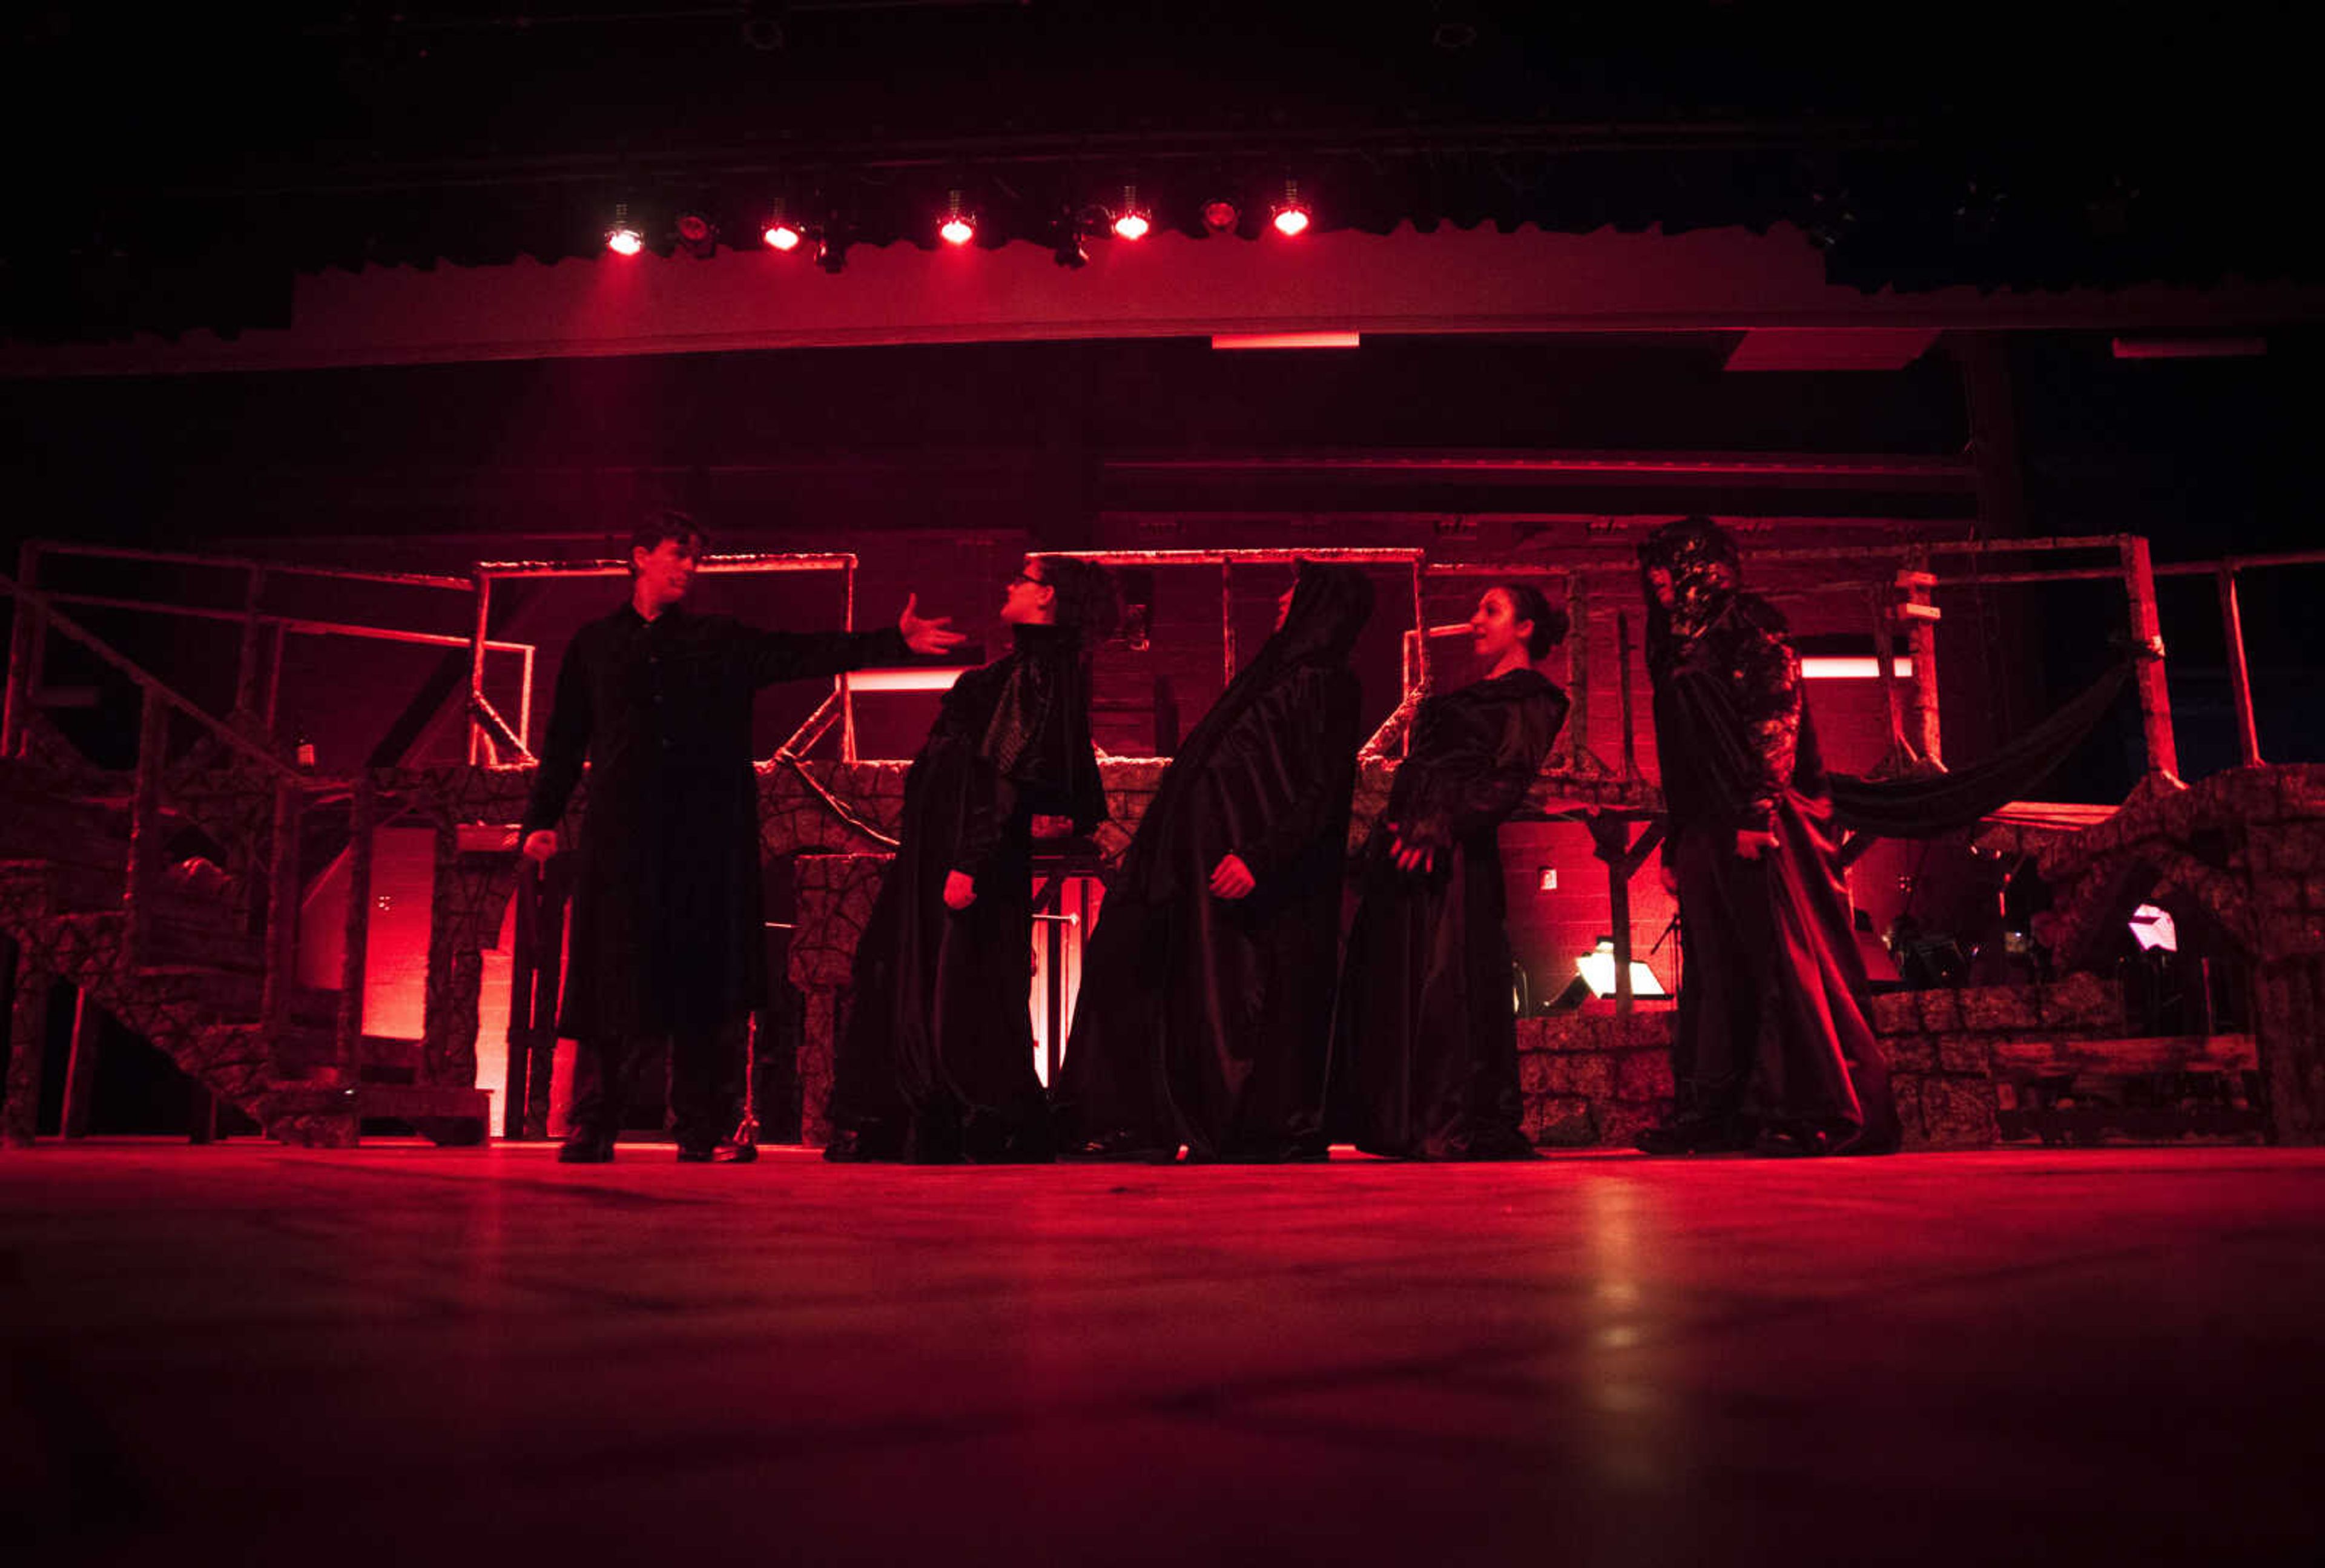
{"left": 4, "top": 1143, "right": 2321, "bottom": 1565}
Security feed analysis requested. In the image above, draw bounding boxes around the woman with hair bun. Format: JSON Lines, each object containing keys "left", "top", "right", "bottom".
{"left": 1329, "top": 583, "right": 1570, "bottom": 1159}
{"left": 826, "top": 555, "right": 1116, "bottom": 1163}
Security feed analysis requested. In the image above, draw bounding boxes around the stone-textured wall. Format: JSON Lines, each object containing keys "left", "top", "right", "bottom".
{"left": 1515, "top": 972, "right": 2201, "bottom": 1151}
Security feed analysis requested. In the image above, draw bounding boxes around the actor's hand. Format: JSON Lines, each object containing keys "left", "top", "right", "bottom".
{"left": 1735, "top": 828, "right": 1779, "bottom": 860}
{"left": 1209, "top": 854, "right": 1256, "bottom": 900}
{"left": 521, "top": 829, "right": 559, "bottom": 865}
{"left": 1390, "top": 835, "right": 1436, "bottom": 875}
{"left": 943, "top": 869, "right": 977, "bottom": 910}
{"left": 899, "top": 594, "right": 969, "bottom": 657}
{"left": 1030, "top": 814, "right": 1074, "bottom": 840}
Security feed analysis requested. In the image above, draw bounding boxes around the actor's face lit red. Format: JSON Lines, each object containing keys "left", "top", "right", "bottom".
{"left": 1001, "top": 562, "right": 1055, "bottom": 625}
{"left": 1470, "top": 588, "right": 1533, "bottom": 664}
{"left": 633, "top": 536, "right": 700, "bottom": 605}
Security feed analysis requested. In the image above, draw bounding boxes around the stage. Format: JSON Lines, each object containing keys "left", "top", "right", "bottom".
{"left": 4, "top": 1144, "right": 2321, "bottom": 1564}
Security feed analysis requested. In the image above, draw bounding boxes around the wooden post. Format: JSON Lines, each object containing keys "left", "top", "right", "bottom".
{"left": 188, "top": 1084, "right": 217, "bottom": 1145}
{"left": 262, "top": 779, "right": 302, "bottom": 1035}
{"left": 1616, "top": 612, "right": 1638, "bottom": 781}
{"left": 3, "top": 945, "right": 49, "bottom": 1148}
{"left": 124, "top": 687, "right": 169, "bottom": 969}
{"left": 467, "top": 571, "right": 492, "bottom": 766}
{"left": 1898, "top": 556, "right": 1944, "bottom": 769}
{"left": 1565, "top": 578, "right": 1592, "bottom": 772}
{"left": 2119, "top": 535, "right": 2181, "bottom": 783}
{"left": 335, "top": 770, "right": 377, "bottom": 1079}
{"left": 2217, "top": 565, "right": 2262, "bottom": 766}
{"left": 61, "top": 989, "right": 99, "bottom": 1139}
{"left": 1872, "top": 587, "right": 1912, "bottom": 763}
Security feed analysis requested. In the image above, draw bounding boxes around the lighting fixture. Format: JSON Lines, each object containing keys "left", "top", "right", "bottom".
{"left": 605, "top": 203, "right": 644, "bottom": 257}
{"left": 939, "top": 190, "right": 975, "bottom": 246}
{"left": 1273, "top": 180, "right": 1310, "bottom": 236}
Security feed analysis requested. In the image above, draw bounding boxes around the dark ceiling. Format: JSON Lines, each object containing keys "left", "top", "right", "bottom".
{"left": 7, "top": 2, "right": 2315, "bottom": 342}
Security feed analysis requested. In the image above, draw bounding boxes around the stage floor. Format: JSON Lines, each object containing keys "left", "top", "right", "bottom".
{"left": 4, "top": 1143, "right": 2322, "bottom": 1566}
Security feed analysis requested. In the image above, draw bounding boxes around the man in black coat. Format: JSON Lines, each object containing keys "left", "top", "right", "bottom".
{"left": 521, "top": 512, "right": 965, "bottom": 1162}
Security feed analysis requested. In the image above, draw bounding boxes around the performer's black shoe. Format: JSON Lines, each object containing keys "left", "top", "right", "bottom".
{"left": 557, "top": 1134, "right": 615, "bottom": 1164}
{"left": 1634, "top": 1115, "right": 1750, "bottom": 1156}
{"left": 676, "top": 1141, "right": 759, "bottom": 1164}
{"left": 1753, "top": 1119, "right": 1862, "bottom": 1158}
{"left": 1062, "top": 1129, "right": 1175, "bottom": 1162}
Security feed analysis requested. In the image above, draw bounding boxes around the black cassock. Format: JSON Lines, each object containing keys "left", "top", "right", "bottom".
{"left": 830, "top": 622, "right": 1104, "bottom": 1162}
{"left": 1330, "top": 667, "right": 1569, "bottom": 1159}
{"left": 522, "top": 604, "right": 906, "bottom": 1142}
{"left": 1646, "top": 565, "right": 1901, "bottom": 1153}
{"left": 1056, "top": 562, "right": 1373, "bottom": 1161}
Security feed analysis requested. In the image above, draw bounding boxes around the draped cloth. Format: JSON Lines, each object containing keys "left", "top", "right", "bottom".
{"left": 1328, "top": 668, "right": 1570, "bottom": 1159}
{"left": 1828, "top": 658, "right": 2134, "bottom": 838}
{"left": 829, "top": 622, "right": 1101, "bottom": 1162}
{"left": 1055, "top": 562, "right": 1373, "bottom": 1159}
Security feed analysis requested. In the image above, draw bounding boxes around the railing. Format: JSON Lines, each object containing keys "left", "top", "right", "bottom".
{"left": 2, "top": 539, "right": 532, "bottom": 763}
{"left": 0, "top": 574, "right": 354, "bottom": 1064}
{"left": 464, "top": 553, "right": 858, "bottom": 765}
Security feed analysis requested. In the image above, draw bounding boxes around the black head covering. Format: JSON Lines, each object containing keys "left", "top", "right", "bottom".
{"left": 1639, "top": 516, "right": 1744, "bottom": 642}
{"left": 1120, "top": 561, "right": 1374, "bottom": 897}
{"left": 977, "top": 622, "right": 1107, "bottom": 833}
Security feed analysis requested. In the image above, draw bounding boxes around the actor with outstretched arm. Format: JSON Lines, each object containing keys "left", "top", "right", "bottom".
{"left": 521, "top": 511, "right": 966, "bottom": 1163}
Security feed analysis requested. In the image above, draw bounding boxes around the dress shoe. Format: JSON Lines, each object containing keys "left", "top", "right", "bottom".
{"left": 1634, "top": 1115, "right": 1750, "bottom": 1156}
{"left": 557, "top": 1135, "right": 615, "bottom": 1164}
{"left": 676, "top": 1141, "right": 759, "bottom": 1164}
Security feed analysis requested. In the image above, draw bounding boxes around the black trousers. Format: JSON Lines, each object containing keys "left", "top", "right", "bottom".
{"left": 569, "top": 1018, "right": 748, "bottom": 1150}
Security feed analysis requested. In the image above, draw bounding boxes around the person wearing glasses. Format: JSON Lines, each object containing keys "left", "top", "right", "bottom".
{"left": 521, "top": 510, "right": 966, "bottom": 1164}
{"left": 825, "top": 555, "right": 1116, "bottom": 1162}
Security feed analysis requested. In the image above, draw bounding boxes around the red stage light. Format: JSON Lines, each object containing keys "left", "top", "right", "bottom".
{"left": 940, "top": 189, "right": 974, "bottom": 246}
{"left": 1111, "top": 185, "right": 1150, "bottom": 241}
{"left": 763, "top": 223, "right": 802, "bottom": 251}
{"left": 676, "top": 214, "right": 712, "bottom": 243}
{"left": 605, "top": 202, "right": 644, "bottom": 256}
{"left": 1202, "top": 200, "right": 1239, "bottom": 232}
{"left": 1273, "top": 180, "right": 1310, "bottom": 237}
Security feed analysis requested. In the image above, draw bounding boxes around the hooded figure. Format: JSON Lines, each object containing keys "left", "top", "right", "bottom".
{"left": 1329, "top": 584, "right": 1571, "bottom": 1160}
{"left": 828, "top": 556, "right": 1113, "bottom": 1163}
{"left": 1056, "top": 560, "right": 1374, "bottom": 1162}
{"left": 1635, "top": 516, "right": 1899, "bottom": 1156}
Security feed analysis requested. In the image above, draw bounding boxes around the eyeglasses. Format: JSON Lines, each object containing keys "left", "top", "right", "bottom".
{"left": 1008, "top": 570, "right": 1046, "bottom": 588}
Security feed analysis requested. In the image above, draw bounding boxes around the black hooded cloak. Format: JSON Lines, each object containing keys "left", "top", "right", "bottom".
{"left": 1330, "top": 665, "right": 1569, "bottom": 1159}
{"left": 829, "top": 622, "right": 1104, "bottom": 1161}
{"left": 1055, "top": 561, "right": 1374, "bottom": 1161}
{"left": 1641, "top": 521, "right": 1900, "bottom": 1153}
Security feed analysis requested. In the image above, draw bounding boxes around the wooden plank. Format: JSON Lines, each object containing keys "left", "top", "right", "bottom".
{"left": 1991, "top": 1034, "right": 2258, "bottom": 1078}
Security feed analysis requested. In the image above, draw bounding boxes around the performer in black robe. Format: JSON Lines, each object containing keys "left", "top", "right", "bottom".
{"left": 1330, "top": 584, "right": 1570, "bottom": 1159}
{"left": 1632, "top": 516, "right": 1901, "bottom": 1157}
{"left": 826, "top": 555, "right": 1114, "bottom": 1163}
{"left": 521, "top": 511, "right": 966, "bottom": 1163}
{"left": 1056, "top": 561, "right": 1373, "bottom": 1162}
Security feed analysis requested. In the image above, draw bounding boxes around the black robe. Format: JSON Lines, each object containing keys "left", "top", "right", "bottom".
{"left": 1056, "top": 562, "right": 1372, "bottom": 1160}
{"left": 830, "top": 622, "right": 1104, "bottom": 1162}
{"left": 1330, "top": 667, "right": 1569, "bottom": 1159}
{"left": 1647, "top": 578, "right": 1900, "bottom": 1151}
{"left": 522, "top": 602, "right": 908, "bottom": 1040}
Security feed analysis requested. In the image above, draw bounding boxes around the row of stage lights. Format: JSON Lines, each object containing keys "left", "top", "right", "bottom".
{"left": 602, "top": 182, "right": 1314, "bottom": 265}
